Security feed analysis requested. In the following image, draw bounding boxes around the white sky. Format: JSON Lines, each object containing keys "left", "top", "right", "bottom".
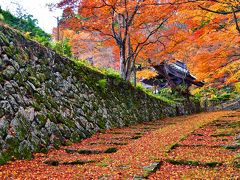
{"left": 0, "top": 0, "right": 63, "bottom": 33}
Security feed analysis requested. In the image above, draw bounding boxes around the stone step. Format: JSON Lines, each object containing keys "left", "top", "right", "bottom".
{"left": 65, "top": 147, "right": 118, "bottom": 154}
{"left": 133, "top": 162, "right": 162, "bottom": 179}
{"left": 99, "top": 135, "right": 142, "bottom": 140}
{"left": 166, "top": 159, "right": 223, "bottom": 168}
{"left": 89, "top": 141, "right": 128, "bottom": 145}
{"left": 44, "top": 159, "right": 99, "bottom": 166}
{"left": 175, "top": 143, "right": 239, "bottom": 150}
{"left": 111, "top": 131, "right": 146, "bottom": 135}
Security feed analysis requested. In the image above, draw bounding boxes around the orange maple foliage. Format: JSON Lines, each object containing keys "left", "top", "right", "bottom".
{"left": 164, "top": 0, "right": 240, "bottom": 86}
{"left": 54, "top": 0, "right": 239, "bottom": 87}
{"left": 56, "top": 0, "right": 184, "bottom": 80}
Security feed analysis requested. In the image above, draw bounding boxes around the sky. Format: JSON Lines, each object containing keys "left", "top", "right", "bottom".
{"left": 0, "top": 0, "right": 63, "bottom": 33}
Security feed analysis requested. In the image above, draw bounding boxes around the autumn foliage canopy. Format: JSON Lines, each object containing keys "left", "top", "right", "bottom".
{"left": 55, "top": 0, "right": 240, "bottom": 86}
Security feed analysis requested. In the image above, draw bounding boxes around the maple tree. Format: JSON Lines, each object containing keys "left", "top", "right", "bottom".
{"left": 196, "top": 0, "right": 240, "bottom": 34}
{"left": 56, "top": 0, "right": 183, "bottom": 81}
{"left": 55, "top": 28, "right": 117, "bottom": 68}
{"left": 54, "top": 0, "right": 239, "bottom": 88}
{"left": 159, "top": 0, "right": 240, "bottom": 87}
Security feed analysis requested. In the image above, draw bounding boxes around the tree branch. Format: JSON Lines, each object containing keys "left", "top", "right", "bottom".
{"left": 231, "top": 6, "right": 240, "bottom": 34}
{"left": 198, "top": 5, "right": 240, "bottom": 15}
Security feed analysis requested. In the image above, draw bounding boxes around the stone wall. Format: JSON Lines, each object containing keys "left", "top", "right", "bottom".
{"left": 0, "top": 24, "right": 194, "bottom": 164}
{"left": 205, "top": 98, "right": 240, "bottom": 111}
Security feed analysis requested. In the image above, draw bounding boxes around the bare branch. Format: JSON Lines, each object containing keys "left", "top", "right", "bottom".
{"left": 133, "top": 17, "right": 169, "bottom": 55}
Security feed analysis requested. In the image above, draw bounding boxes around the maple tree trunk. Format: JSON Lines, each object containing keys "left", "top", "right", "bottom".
{"left": 119, "top": 44, "right": 134, "bottom": 81}
{"left": 119, "top": 46, "right": 126, "bottom": 80}
{"left": 133, "top": 66, "right": 136, "bottom": 87}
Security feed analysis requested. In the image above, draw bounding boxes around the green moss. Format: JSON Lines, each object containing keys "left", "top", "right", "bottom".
{"left": 13, "top": 116, "right": 29, "bottom": 141}
{"left": 78, "top": 149, "right": 101, "bottom": 154}
{"left": 62, "top": 140, "right": 73, "bottom": 146}
{"left": 48, "top": 98, "right": 58, "bottom": 109}
{"left": 2, "top": 45, "right": 15, "bottom": 58}
{"left": 36, "top": 114, "right": 47, "bottom": 127}
{"left": 112, "top": 77, "right": 122, "bottom": 86}
{"left": 45, "top": 101, "right": 52, "bottom": 110}
{"left": 0, "top": 152, "right": 10, "bottom": 165}
{"left": 5, "top": 136, "right": 20, "bottom": 159}
{"left": 18, "top": 142, "right": 32, "bottom": 160}
{"left": 32, "top": 102, "right": 43, "bottom": 111}
{"left": 233, "top": 158, "right": 240, "bottom": 168}
{"left": 192, "top": 133, "right": 204, "bottom": 136}
{"left": 167, "top": 159, "right": 222, "bottom": 167}
{"left": 236, "top": 140, "right": 240, "bottom": 146}
{"left": 222, "top": 145, "right": 239, "bottom": 150}
{"left": 104, "top": 147, "right": 117, "bottom": 153}
{"left": 14, "top": 73, "right": 24, "bottom": 84}
{"left": 0, "top": 74, "right": 4, "bottom": 84}
{"left": 40, "top": 68, "right": 51, "bottom": 81}
{"left": 39, "top": 146, "right": 48, "bottom": 154}
{"left": 109, "top": 142, "right": 128, "bottom": 145}
{"left": 210, "top": 133, "right": 232, "bottom": 137}
{"left": 56, "top": 113, "right": 65, "bottom": 124}
{"left": 98, "top": 118, "right": 106, "bottom": 129}
{"left": 97, "top": 79, "right": 107, "bottom": 92}
{"left": 44, "top": 160, "right": 59, "bottom": 166}
{"left": 28, "top": 76, "right": 41, "bottom": 87}
{"left": 6, "top": 136, "right": 19, "bottom": 148}
{"left": 47, "top": 113, "right": 57, "bottom": 123}
{"left": 97, "top": 159, "right": 109, "bottom": 167}
{"left": 53, "top": 138, "right": 61, "bottom": 150}
{"left": 0, "top": 32, "right": 10, "bottom": 44}
{"left": 36, "top": 73, "right": 46, "bottom": 83}
{"left": 228, "top": 121, "right": 240, "bottom": 128}
{"left": 63, "top": 160, "right": 96, "bottom": 165}
{"left": 204, "top": 162, "right": 223, "bottom": 167}
{"left": 33, "top": 92, "right": 45, "bottom": 103}
{"left": 131, "top": 135, "right": 142, "bottom": 140}
{"left": 70, "top": 131, "right": 82, "bottom": 143}
{"left": 65, "top": 148, "right": 78, "bottom": 154}
{"left": 166, "top": 159, "right": 200, "bottom": 166}
{"left": 134, "top": 132, "right": 145, "bottom": 135}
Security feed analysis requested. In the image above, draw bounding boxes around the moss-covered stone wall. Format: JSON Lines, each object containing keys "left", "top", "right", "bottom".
{"left": 0, "top": 24, "right": 196, "bottom": 164}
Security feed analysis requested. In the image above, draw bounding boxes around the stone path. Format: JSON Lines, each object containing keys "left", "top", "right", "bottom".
{"left": 0, "top": 111, "right": 239, "bottom": 179}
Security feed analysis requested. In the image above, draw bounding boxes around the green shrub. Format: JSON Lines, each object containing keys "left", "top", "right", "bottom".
{"left": 97, "top": 79, "right": 107, "bottom": 91}
{"left": 0, "top": 13, "right": 4, "bottom": 21}
{"left": 51, "top": 39, "right": 72, "bottom": 58}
